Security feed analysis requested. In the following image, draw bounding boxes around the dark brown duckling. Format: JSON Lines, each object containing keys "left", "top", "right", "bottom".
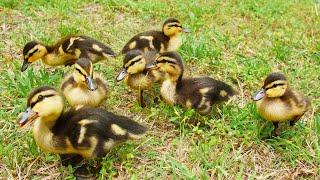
{"left": 18, "top": 86, "right": 147, "bottom": 177}
{"left": 121, "top": 18, "right": 190, "bottom": 54}
{"left": 21, "top": 35, "right": 116, "bottom": 71}
{"left": 151, "top": 51, "right": 236, "bottom": 115}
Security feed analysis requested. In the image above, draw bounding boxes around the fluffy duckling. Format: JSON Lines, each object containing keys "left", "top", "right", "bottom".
{"left": 18, "top": 86, "right": 147, "bottom": 160}
{"left": 151, "top": 52, "right": 236, "bottom": 115}
{"left": 121, "top": 18, "right": 190, "bottom": 54}
{"left": 61, "top": 58, "right": 108, "bottom": 107}
{"left": 21, "top": 35, "right": 116, "bottom": 71}
{"left": 252, "top": 72, "right": 310, "bottom": 135}
{"left": 116, "top": 50, "right": 164, "bottom": 107}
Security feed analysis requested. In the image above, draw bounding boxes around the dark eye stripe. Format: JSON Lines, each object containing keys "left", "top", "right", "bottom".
{"left": 157, "top": 59, "right": 176, "bottom": 64}
{"left": 76, "top": 68, "right": 86, "bottom": 77}
{"left": 30, "top": 94, "right": 55, "bottom": 108}
{"left": 28, "top": 49, "right": 39, "bottom": 57}
{"left": 125, "top": 58, "right": 141, "bottom": 70}
{"left": 168, "top": 24, "right": 182, "bottom": 28}
{"left": 265, "top": 83, "right": 285, "bottom": 90}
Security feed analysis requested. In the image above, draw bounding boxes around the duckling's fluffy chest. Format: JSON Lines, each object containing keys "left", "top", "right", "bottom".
{"left": 167, "top": 35, "right": 182, "bottom": 51}
{"left": 160, "top": 80, "right": 177, "bottom": 105}
{"left": 64, "top": 85, "right": 107, "bottom": 107}
{"left": 256, "top": 98, "right": 296, "bottom": 122}
{"left": 125, "top": 73, "right": 154, "bottom": 90}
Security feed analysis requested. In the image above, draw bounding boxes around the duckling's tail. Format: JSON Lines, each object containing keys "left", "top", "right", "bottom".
{"left": 210, "top": 80, "right": 236, "bottom": 102}
{"left": 114, "top": 116, "right": 148, "bottom": 140}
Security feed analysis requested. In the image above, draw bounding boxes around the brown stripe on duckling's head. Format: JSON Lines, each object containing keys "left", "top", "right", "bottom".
{"left": 123, "top": 50, "right": 144, "bottom": 67}
{"left": 263, "top": 72, "right": 287, "bottom": 88}
{"left": 23, "top": 41, "right": 39, "bottom": 56}
{"left": 27, "top": 86, "right": 56, "bottom": 107}
{"left": 261, "top": 72, "right": 288, "bottom": 98}
{"left": 122, "top": 50, "right": 146, "bottom": 74}
{"left": 20, "top": 86, "right": 63, "bottom": 127}
{"left": 75, "top": 58, "right": 92, "bottom": 75}
{"left": 162, "top": 18, "right": 191, "bottom": 36}
{"left": 21, "top": 41, "right": 48, "bottom": 72}
{"left": 163, "top": 18, "right": 181, "bottom": 27}
{"left": 74, "top": 58, "right": 97, "bottom": 91}
{"left": 156, "top": 51, "right": 184, "bottom": 81}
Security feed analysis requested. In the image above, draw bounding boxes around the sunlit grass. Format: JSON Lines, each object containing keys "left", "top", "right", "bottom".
{"left": 0, "top": 0, "right": 319, "bottom": 179}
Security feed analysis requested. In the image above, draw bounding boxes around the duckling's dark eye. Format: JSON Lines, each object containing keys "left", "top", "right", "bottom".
{"left": 30, "top": 94, "right": 54, "bottom": 108}
{"left": 38, "top": 95, "right": 44, "bottom": 101}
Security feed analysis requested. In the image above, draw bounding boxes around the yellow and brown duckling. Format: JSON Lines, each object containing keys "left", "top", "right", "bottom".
{"left": 252, "top": 72, "right": 310, "bottom": 135}
{"left": 21, "top": 35, "right": 116, "bottom": 71}
{"left": 18, "top": 86, "right": 146, "bottom": 160}
{"left": 116, "top": 50, "right": 164, "bottom": 107}
{"left": 150, "top": 52, "right": 236, "bottom": 115}
{"left": 61, "top": 58, "right": 108, "bottom": 107}
{"left": 121, "top": 18, "right": 190, "bottom": 54}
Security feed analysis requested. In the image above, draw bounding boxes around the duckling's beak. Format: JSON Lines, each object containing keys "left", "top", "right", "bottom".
{"left": 116, "top": 69, "right": 128, "bottom": 82}
{"left": 21, "top": 59, "right": 30, "bottom": 72}
{"left": 182, "top": 27, "right": 191, "bottom": 33}
{"left": 252, "top": 89, "right": 265, "bottom": 101}
{"left": 86, "top": 76, "right": 97, "bottom": 91}
{"left": 18, "top": 107, "right": 38, "bottom": 127}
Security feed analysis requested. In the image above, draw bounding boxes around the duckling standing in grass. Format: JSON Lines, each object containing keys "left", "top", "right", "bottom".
{"left": 21, "top": 35, "right": 116, "bottom": 71}
{"left": 121, "top": 18, "right": 190, "bottom": 54}
{"left": 150, "top": 51, "right": 236, "bottom": 115}
{"left": 61, "top": 58, "right": 108, "bottom": 107}
{"left": 116, "top": 50, "right": 164, "bottom": 107}
{"left": 252, "top": 72, "right": 310, "bottom": 136}
{"left": 18, "top": 86, "right": 147, "bottom": 176}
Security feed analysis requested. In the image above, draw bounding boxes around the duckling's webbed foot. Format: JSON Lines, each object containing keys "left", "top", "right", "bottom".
{"left": 60, "top": 154, "right": 84, "bottom": 167}
{"left": 290, "top": 115, "right": 302, "bottom": 126}
{"left": 74, "top": 163, "right": 100, "bottom": 180}
{"left": 153, "top": 96, "right": 160, "bottom": 104}
{"left": 289, "top": 120, "right": 298, "bottom": 126}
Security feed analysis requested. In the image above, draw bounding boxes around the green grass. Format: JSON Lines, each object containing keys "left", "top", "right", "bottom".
{"left": 0, "top": 0, "right": 319, "bottom": 179}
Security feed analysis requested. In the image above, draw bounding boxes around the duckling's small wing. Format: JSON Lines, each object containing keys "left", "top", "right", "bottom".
{"left": 110, "top": 115, "right": 147, "bottom": 139}
{"left": 64, "top": 36, "right": 116, "bottom": 58}
{"left": 195, "top": 77, "right": 236, "bottom": 101}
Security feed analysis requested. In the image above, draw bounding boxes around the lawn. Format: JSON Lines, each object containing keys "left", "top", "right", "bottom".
{"left": 0, "top": 0, "right": 319, "bottom": 179}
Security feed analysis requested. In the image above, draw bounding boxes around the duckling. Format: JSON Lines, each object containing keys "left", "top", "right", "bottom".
{"left": 121, "top": 18, "right": 190, "bottom": 54}
{"left": 18, "top": 86, "right": 147, "bottom": 160}
{"left": 252, "top": 72, "right": 310, "bottom": 135}
{"left": 151, "top": 52, "right": 236, "bottom": 115}
{"left": 21, "top": 35, "right": 116, "bottom": 71}
{"left": 61, "top": 58, "right": 108, "bottom": 107}
{"left": 116, "top": 50, "right": 164, "bottom": 107}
